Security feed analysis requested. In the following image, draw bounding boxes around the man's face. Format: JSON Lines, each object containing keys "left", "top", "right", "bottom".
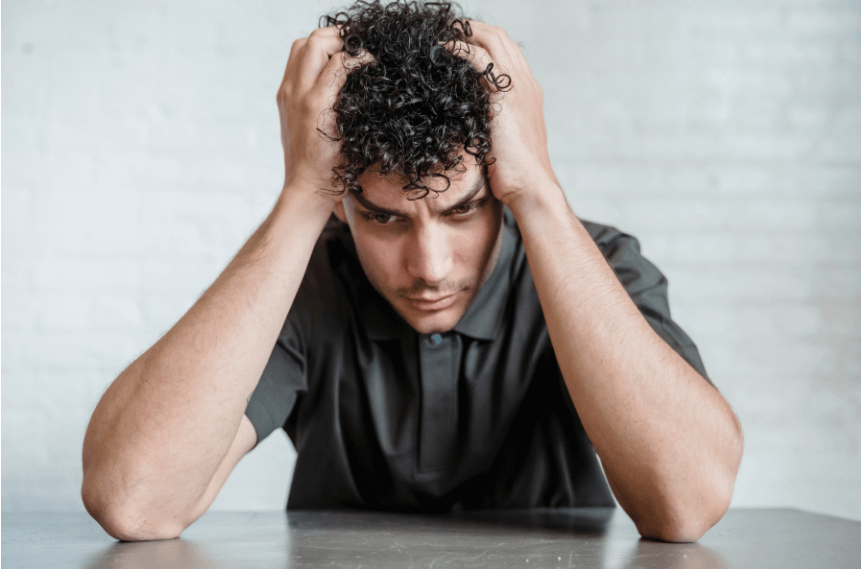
{"left": 334, "top": 160, "right": 504, "bottom": 335}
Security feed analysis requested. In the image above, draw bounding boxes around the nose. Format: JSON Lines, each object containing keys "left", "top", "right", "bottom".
{"left": 405, "top": 222, "right": 453, "bottom": 286}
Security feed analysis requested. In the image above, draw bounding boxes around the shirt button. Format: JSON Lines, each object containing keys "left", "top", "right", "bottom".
{"left": 429, "top": 333, "right": 443, "bottom": 346}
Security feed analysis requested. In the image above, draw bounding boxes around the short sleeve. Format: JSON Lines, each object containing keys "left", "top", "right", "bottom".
{"left": 244, "top": 219, "right": 348, "bottom": 445}
{"left": 582, "top": 220, "right": 712, "bottom": 384}
{"left": 244, "top": 310, "right": 308, "bottom": 445}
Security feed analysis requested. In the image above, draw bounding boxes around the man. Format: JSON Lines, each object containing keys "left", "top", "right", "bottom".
{"left": 82, "top": 1, "right": 743, "bottom": 543}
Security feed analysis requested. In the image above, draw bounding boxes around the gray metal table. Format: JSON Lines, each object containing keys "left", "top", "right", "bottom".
{"left": 2, "top": 508, "right": 859, "bottom": 568}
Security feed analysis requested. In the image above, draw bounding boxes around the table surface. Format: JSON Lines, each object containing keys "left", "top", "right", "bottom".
{"left": 2, "top": 508, "right": 859, "bottom": 569}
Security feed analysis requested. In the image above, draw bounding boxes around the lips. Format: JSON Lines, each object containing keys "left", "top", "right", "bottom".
{"left": 404, "top": 293, "right": 458, "bottom": 312}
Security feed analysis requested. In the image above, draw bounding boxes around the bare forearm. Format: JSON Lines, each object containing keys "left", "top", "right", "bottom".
{"left": 508, "top": 186, "right": 743, "bottom": 542}
{"left": 82, "top": 188, "right": 332, "bottom": 538}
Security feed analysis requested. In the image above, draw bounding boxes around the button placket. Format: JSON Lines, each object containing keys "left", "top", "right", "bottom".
{"left": 417, "top": 333, "right": 458, "bottom": 473}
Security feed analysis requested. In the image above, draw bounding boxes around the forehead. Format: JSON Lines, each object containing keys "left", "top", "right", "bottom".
{"left": 355, "top": 163, "right": 486, "bottom": 210}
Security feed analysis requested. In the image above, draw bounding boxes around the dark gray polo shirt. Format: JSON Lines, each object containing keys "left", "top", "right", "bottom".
{"left": 245, "top": 211, "right": 710, "bottom": 511}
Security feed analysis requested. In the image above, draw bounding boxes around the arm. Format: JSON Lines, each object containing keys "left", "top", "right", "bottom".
{"left": 462, "top": 22, "right": 743, "bottom": 542}
{"left": 81, "top": 27, "right": 367, "bottom": 541}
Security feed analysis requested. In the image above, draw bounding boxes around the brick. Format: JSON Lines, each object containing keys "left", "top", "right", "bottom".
{"left": 842, "top": 37, "right": 861, "bottom": 62}
{"left": 137, "top": 190, "right": 250, "bottom": 223}
{"left": 24, "top": 331, "right": 148, "bottom": 373}
{"left": 1, "top": 408, "right": 52, "bottom": 465}
{"left": 718, "top": 133, "right": 817, "bottom": 162}
{"left": 701, "top": 68, "right": 795, "bottom": 99}
{"left": 680, "top": 6, "right": 785, "bottom": 36}
{"left": 91, "top": 296, "right": 144, "bottom": 332}
{"left": 787, "top": 7, "right": 861, "bottom": 36}
{"left": 832, "top": 104, "right": 861, "bottom": 133}
{"left": 2, "top": 257, "right": 32, "bottom": 295}
{"left": 689, "top": 303, "right": 828, "bottom": 338}
{"left": 37, "top": 294, "right": 92, "bottom": 333}
{"left": 787, "top": 106, "right": 831, "bottom": 132}
{"left": 643, "top": 232, "right": 860, "bottom": 265}
{"left": 808, "top": 268, "right": 861, "bottom": 299}
{"left": 669, "top": 267, "right": 812, "bottom": 301}
{"left": 1, "top": 188, "right": 36, "bottom": 254}
{"left": 818, "top": 136, "right": 861, "bottom": 163}
{"left": 820, "top": 303, "right": 861, "bottom": 335}
{"left": 742, "top": 39, "right": 839, "bottom": 67}
{"left": 615, "top": 198, "right": 829, "bottom": 232}
{"left": 138, "top": 259, "right": 223, "bottom": 294}
{"left": 815, "top": 200, "right": 861, "bottom": 229}
{"left": 32, "top": 258, "right": 139, "bottom": 293}
{"left": 140, "top": 295, "right": 195, "bottom": 331}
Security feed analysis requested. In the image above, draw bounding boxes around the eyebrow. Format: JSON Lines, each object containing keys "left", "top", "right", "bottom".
{"left": 352, "top": 177, "right": 488, "bottom": 217}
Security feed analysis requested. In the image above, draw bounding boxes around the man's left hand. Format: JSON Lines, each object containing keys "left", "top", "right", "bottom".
{"left": 456, "top": 21, "right": 561, "bottom": 209}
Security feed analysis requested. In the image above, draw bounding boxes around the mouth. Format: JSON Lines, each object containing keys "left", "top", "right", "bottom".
{"left": 404, "top": 293, "right": 458, "bottom": 312}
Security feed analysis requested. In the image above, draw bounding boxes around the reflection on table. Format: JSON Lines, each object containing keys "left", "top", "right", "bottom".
{"left": 3, "top": 508, "right": 859, "bottom": 569}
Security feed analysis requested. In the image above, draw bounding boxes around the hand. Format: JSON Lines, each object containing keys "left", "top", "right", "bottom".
{"left": 455, "top": 22, "right": 561, "bottom": 208}
{"left": 277, "top": 27, "right": 371, "bottom": 205}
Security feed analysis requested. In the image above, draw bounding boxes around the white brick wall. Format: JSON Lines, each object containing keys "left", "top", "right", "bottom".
{"left": 3, "top": 0, "right": 860, "bottom": 520}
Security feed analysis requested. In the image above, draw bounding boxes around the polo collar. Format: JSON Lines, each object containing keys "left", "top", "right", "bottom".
{"left": 342, "top": 210, "right": 518, "bottom": 342}
{"left": 451, "top": 210, "right": 517, "bottom": 341}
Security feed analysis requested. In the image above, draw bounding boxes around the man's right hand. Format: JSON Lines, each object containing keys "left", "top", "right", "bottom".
{"left": 277, "top": 26, "right": 371, "bottom": 202}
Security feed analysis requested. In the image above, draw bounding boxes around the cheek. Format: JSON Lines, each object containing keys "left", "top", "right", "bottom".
{"left": 354, "top": 233, "right": 404, "bottom": 287}
{"left": 460, "top": 207, "right": 503, "bottom": 268}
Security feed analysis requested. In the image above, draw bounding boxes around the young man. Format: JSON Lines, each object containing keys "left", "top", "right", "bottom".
{"left": 82, "top": 1, "right": 743, "bottom": 543}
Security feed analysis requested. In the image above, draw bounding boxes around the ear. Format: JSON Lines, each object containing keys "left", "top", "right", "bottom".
{"left": 333, "top": 199, "right": 348, "bottom": 223}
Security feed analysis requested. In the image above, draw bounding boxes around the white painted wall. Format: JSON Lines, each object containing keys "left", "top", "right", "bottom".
{"left": 3, "top": 0, "right": 860, "bottom": 520}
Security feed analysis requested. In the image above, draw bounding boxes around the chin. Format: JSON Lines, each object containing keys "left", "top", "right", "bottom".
{"left": 400, "top": 307, "right": 462, "bottom": 335}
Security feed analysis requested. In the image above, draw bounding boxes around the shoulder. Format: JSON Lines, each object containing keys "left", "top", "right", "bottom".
{"left": 507, "top": 214, "right": 649, "bottom": 286}
{"left": 580, "top": 219, "right": 644, "bottom": 259}
{"left": 578, "top": 219, "right": 666, "bottom": 295}
{"left": 286, "top": 215, "right": 361, "bottom": 337}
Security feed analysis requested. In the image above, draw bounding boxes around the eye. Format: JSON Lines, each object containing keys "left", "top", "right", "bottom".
{"left": 448, "top": 202, "right": 479, "bottom": 216}
{"left": 363, "top": 212, "right": 397, "bottom": 225}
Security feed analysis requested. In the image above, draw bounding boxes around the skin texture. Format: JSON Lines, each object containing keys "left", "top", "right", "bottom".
{"left": 81, "top": 17, "right": 743, "bottom": 544}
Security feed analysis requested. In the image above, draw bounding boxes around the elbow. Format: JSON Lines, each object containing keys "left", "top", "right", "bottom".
{"left": 629, "top": 403, "right": 743, "bottom": 543}
{"left": 81, "top": 475, "right": 186, "bottom": 541}
{"left": 637, "top": 509, "right": 719, "bottom": 543}
{"left": 634, "top": 477, "right": 735, "bottom": 543}
{"left": 645, "top": 411, "right": 744, "bottom": 542}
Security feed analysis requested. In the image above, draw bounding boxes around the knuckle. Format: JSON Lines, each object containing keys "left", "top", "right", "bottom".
{"left": 298, "top": 94, "right": 317, "bottom": 114}
{"left": 277, "top": 83, "right": 296, "bottom": 104}
{"left": 309, "top": 27, "right": 327, "bottom": 38}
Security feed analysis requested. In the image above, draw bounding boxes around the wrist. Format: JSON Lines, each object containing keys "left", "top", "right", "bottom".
{"left": 503, "top": 177, "right": 570, "bottom": 225}
{"left": 277, "top": 181, "right": 340, "bottom": 218}
{"left": 271, "top": 182, "right": 339, "bottom": 237}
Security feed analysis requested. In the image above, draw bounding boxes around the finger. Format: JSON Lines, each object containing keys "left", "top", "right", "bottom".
{"left": 448, "top": 40, "right": 511, "bottom": 92}
{"left": 283, "top": 27, "right": 341, "bottom": 83}
{"left": 316, "top": 48, "right": 375, "bottom": 102}
{"left": 464, "top": 21, "right": 528, "bottom": 76}
{"left": 280, "top": 38, "right": 307, "bottom": 88}
{"left": 463, "top": 21, "right": 509, "bottom": 56}
{"left": 448, "top": 40, "right": 494, "bottom": 77}
{"left": 309, "top": 49, "right": 374, "bottom": 139}
{"left": 295, "top": 31, "right": 348, "bottom": 91}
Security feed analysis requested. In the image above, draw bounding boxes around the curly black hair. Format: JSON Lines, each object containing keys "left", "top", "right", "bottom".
{"left": 321, "top": 0, "right": 510, "bottom": 199}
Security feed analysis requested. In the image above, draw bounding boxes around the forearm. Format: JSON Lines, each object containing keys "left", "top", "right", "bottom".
{"left": 82, "top": 187, "right": 332, "bottom": 538}
{"left": 507, "top": 185, "right": 743, "bottom": 542}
